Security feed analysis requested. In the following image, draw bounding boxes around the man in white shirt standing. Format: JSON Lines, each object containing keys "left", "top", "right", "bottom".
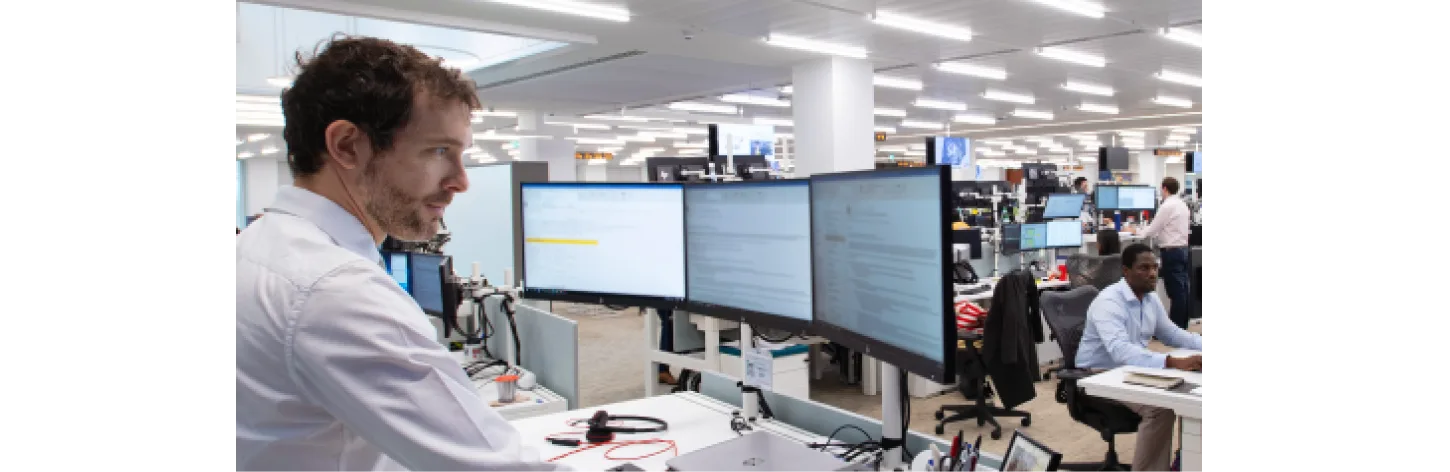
{"left": 236, "top": 36, "right": 566, "bottom": 471}
{"left": 1133, "top": 177, "right": 1192, "bottom": 329}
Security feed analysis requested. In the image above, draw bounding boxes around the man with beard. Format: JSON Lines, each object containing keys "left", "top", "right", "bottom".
{"left": 236, "top": 36, "right": 566, "bottom": 471}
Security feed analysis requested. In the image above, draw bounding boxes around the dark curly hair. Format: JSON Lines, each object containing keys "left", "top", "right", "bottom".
{"left": 281, "top": 35, "right": 480, "bottom": 177}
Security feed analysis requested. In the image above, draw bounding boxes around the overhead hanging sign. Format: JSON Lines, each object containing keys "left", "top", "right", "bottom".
{"left": 574, "top": 152, "right": 614, "bottom": 160}
{"left": 1153, "top": 149, "right": 1184, "bottom": 157}
{"left": 875, "top": 132, "right": 888, "bottom": 142}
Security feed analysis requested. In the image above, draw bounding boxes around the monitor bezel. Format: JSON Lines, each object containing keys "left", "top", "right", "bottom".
{"left": 681, "top": 178, "right": 814, "bottom": 333}
{"left": 806, "top": 166, "right": 956, "bottom": 384}
{"left": 518, "top": 182, "right": 688, "bottom": 310}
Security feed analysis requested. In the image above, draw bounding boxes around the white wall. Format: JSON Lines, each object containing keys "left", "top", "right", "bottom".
{"left": 243, "top": 156, "right": 284, "bottom": 216}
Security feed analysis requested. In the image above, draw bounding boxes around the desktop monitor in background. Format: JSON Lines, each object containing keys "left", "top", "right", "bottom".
{"left": 1099, "top": 146, "right": 1130, "bottom": 171}
{"left": 1045, "top": 220, "right": 1083, "bottom": 248}
{"left": 809, "top": 166, "right": 955, "bottom": 383}
{"left": 520, "top": 183, "right": 686, "bottom": 309}
{"left": 1190, "top": 150, "right": 1203, "bottom": 174}
{"left": 409, "top": 253, "right": 447, "bottom": 316}
{"left": 685, "top": 180, "right": 812, "bottom": 332}
{"left": 1020, "top": 223, "right": 1048, "bottom": 251}
{"left": 1000, "top": 224, "right": 1022, "bottom": 255}
{"left": 1042, "top": 193, "right": 1086, "bottom": 219}
{"left": 386, "top": 252, "right": 411, "bottom": 294}
{"left": 1095, "top": 186, "right": 1119, "bottom": 210}
{"left": 1117, "top": 186, "right": 1157, "bottom": 210}
{"left": 709, "top": 123, "right": 775, "bottom": 158}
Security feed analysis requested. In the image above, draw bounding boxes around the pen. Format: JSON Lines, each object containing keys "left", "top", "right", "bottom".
{"left": 969, "top": 447, "right": 979, "bottom": 472}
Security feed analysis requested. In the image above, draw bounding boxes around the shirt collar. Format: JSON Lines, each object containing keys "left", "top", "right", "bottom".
{"left": 268, "top": 186, "right": 380, "bottom": 262}
{"left": 1112, "top": 279, "right": 1144, "bottom": 304}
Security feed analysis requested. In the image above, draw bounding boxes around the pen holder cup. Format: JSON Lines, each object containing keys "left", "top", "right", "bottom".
{"left": 496, "top": 375, "right": 519, "bottom": 403}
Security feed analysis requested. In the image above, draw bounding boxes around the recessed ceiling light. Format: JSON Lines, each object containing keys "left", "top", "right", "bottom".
{"left": 953, "top": 114, "right": 997, "bottom": 125}
{"left": 246, "top": 133, "right": 270, "bottom": 142}
{"left": 1117, "top": 130, "right": 1146, "bottom": 137}
{"left": 900, "top": 120, "right": 945, "bottom": 130}
{"left": 1077, "top": 103, "right": 1120, "bottom": 114}
{"left": 668, "top": 102, "right": 738, "bottom": 114}
{"left": 1012, "top": 109, "right": 1055, "bottom": 120}
{"left": 566, "top": 137, "right": 626, "bottom": 145}
{"left": 1159, "top": 27, "right": 1203, "bottom": 48}
{"left": 874, "top": 126, "right": 898, "bottom": 134}
{"left": 1172, "top": 127, "right": 1199, "bottom": 134}
{"left": 266, "top": 76, "right": 294, "bottom": 88}
{"left": 617, "top": 135, "right": 657, "bottom": 143}
{"left": 874, "top": 107, "right": 908, "bottom": 117}
{"left": 642, "top": 131, "right": 690, "bottom": 140}
{"left": 765, "top": 34, "right": 868, "bottom": 58}
{"left": 674, "top": 127, "right": 709, "bottom": 135}
{"left": 982, "top": 89, "right": 1035, "bottom": 104}
{"left": 934, "top": 62, "right": 1007, "bottom": 80}
{"left": 583, "top": 114, "right": 650, "bottom": 122}
{"left": 721, "top": 94, "right": 791, "bottom": 107}
{"left": 544, "top": 121, "right": 611, "bottom": 130}
{"left": 912, "top": 98, "right": 968, "bottom": 111}
{"left": 753, "top": 117, "right": 794, "bottom": 127}
{"left": 1035, "top": 46, "right": 1106, "bottom": 68}
{"left": 1062, "top": 81, "right": 1115, "bottom": 97}
{"left": 260, "top": 146, "right": 279, "bottom": 155}
{"left": 1152, "top": 95, "right": 1194, "bottom": 108}
{"left": 237, "top": 151, "right": 255, "bottom": 159}
{"left": 486, "top": 0, "right": 631, "bottom": 23}
{"left": 870, "top": 11, "right": 973, "bottom": 42}
{"left": 874, "top": 75, "right": 924, "bottom": 90}
{"left": 1155, "top": 70, "right": 1202, "bottom": 87}
{"left": 1025, "top": 0, "right": 1105, "bottom": 19}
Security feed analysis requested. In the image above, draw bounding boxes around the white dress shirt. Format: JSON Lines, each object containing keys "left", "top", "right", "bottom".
{"left": 237, "top": 186, "right": 567, "bottom": 471}
{"left": 1139, "top": 194, "right": 1190, "bottom": 248}
{"left": 1075, "top": 280, "right": 1202, "bottom": 369}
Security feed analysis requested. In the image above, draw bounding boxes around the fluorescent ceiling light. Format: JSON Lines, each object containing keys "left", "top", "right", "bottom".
{"left": 983, "top": 139, "right": 1013, "bottom": 145}
{"left": 597, "top": 147, "right": 623, "bottom": 153}
{"left": 473, "top": 110, "right": 518, "bottom": 118}
{"left": 754, "top": 117, "right": 794, "bottom": 127}
{"left": 583, "top": 114, "right": 650, "bottom": 122}
{"left": 246, "top": 133, "right": 270, "bottom": 142}
{"left": 1036, "top": 46, "right": 1106, "bottom": 68}
{"left": 1078, "top": 103, "right": 1120, "bottom": 114}
{"left": 618, "top": 135, "right": 657, "bottom": 143}
{"left": 641, "top": 131, "right": 689, "bottom": 140}
{"left": 1025, "top": 0, "right": 1105, "bottom": 19}
{"left": 765, "top": 34, "right": 868, "bottom": 59}
{"left": 1160, "top": 27, "right": 1203, "bottom": 48}
{"left": 908, "top": 143, "right": 926, "bottom": 151}
{"left": 486, "top": 0, "right": 630, "bottom": 22}
{"left": 637, "top": 147, "right": 666, "bottom": 153}
{"left": 779, "top": 86, "right": 793, "bottom": 95}
{"left": 912, "top": 98, "right": 968, "bottom": 111}
{"left": 934, "top": 62, "right": 1007, "bottom": 80}
{"left": 874, "top": 126, "right": 898, "bottom": 134}
{"left": 878, "top": 145, "right": 907, "bottom": 152}
{"left": 1116, "top": 130, "right": 1146, "bottom": 137}
{"left": 675, "top": 142, "right": 707, "bottom": 149}
{"left": 874, "top": 107, "right": 907, "bottom": 117}
{"left": 1062, "top": 81, "right": 1114, "bottom": 97}
{"left": 237, "top": 152, "right": 255, "bottom": 159}
{"left": 545, "top": 121, "right": 611, "bottom": 130}
{"left": 1026, "top": 137, "right": 1056, "bottom": 144}
{"left": 900, "top": 120, "right": 944, "bottom": 130}
{"left": 474, "top": 132, "right": 543, "bottom": 141}
{"left": 953, "top": 114, "right": 997, "bottom": 125}
{"left": 776, "top": 132, "right": 794, "bottom": 139}
{"left": 1013, "top": 109, "right": 1055, "bottom": 120}
{"left": 874, "top": 75, "right": 924, "bottom": 90}
{"left": 982, "top": 89, "right": 1035, "bottom": 105}
{"left": 1173, "top": 127, "right": 1199, "bottom": 135}
{"left": 566, "top": 137, "right": 625, "bottom": 145}
{"left": 260, "top": 146, "right": 279, "bottom": 155}
{"left": 266, "top": 76, "right": 294, "bottom": 88}
{"left": 615, "top": 123, "right": 674, "bottom": 131}
{"left": 870, "top": 11, "right": 973, "bottom": 42}
{"left": 721, "top": 94, "right": 791, "bottom": 107}
{"left": 980, "top": 149, "right": 1007, "bottom": 157}
{"left": 1156, "top": 70, "right": 1202, "bottom": 87}
{"left": 587, "top": 159, "right": 609, "bottom": 165}
{"left": 1153, "top": 95, "right": 1194, "bottom": 108}
{"left": 673, "top": 127, "right": 708, "bottom": 135}
{"left": 668, "top": 101, "right": 737, "bottom": 114}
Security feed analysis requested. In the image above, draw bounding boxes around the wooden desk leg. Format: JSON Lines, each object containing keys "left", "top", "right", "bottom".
{"left": 1180, "top": 416, "right": 1202, "bottom": 471}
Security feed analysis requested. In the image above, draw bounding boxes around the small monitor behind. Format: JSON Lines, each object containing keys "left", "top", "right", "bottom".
{"left": 387, "top": 252, "right": 411, "bottom": 294}
{"left": 1020, "top": 223, "right": 1048, "bottom": 251}
{"left": 1042, "top": 194, "right": 1086, "bottom": 219}
{"left": 410, "top": 253, "right": 447, "bottom": 316}
{"left": 1045, "top": 220, "right": 1083, "bottom": 248}
{"left": 1118, "top": 186, "right": 1156, "bottom": 210}
{"left": 1096, "top": 186, "right": 1119, "bottom": 211}
{"left": 1000, "top": 224, "right": 1022, "bottom": 255}
{"left": 1100, "top": 147, "right": 1130, "bottom": 171}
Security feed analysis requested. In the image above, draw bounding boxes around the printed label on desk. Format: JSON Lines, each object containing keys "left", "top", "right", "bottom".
{"left": 743, "top": 347, "right": 773, "bottom": 390}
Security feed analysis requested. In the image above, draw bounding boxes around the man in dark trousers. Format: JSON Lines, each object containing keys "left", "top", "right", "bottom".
{"left": 1133, "top": 177, "right": 1192, "bottom": 328}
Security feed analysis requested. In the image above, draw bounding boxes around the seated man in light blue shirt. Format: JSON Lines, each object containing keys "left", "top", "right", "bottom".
{"left": 1076, "top": 243, "right": 1201, "bottom": 471}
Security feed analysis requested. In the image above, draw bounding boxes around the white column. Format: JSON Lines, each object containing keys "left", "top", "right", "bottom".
{"left": 791, "top": 57, "right": 874, "bottom": 177}
{"left": 517, "top": 111, "right": 577, "bottom": 182}
{"left": 1133, "top": 131, "right": 1164, "bottom": 186}
{"left": 243, "top": 156, "right": 282, "bottom": 215}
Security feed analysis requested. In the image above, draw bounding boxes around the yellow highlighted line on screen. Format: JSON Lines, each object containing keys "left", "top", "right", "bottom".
{"left": 525, "top": 238, "right": 599, "bottom": 245}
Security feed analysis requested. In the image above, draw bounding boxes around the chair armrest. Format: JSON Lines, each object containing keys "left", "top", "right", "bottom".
{"left": 1054, "top": 368, "right": 1094, "bottom": 381}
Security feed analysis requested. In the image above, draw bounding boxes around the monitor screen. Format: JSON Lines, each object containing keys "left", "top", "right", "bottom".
{"left": 1191, "top": 150, "right": 1202, "bottom": 174}
{"left": 1020, "top": 223, "right": 1047, "bottom": 250}
{"left": 1095, "top": 186, "right": 1119, "bottom": 210}
{"left": 714, "top": 123, "right": 775, "bottom": 157}
{"left": 1102, "top": 147, "right": 1131, "bottom": 170}
{"left": 1042, "top": 194, "right": 1086, "bottom": 219}
{"left": 1045, "top": 220, "right": 1083, "bottom": 248}
{"left": 686, "top": 180, "right": 812, "bottom": 331}
{"left": 388, "top": 252, "right": 410, "bottom": 294}
{"left": 521, "top": 183, "right": 687, "bottom": 306}
{"left": 810, "top": 167, "right": 954, "bottom": 382}
{"left": 933, "top": 136, "right": 971, "bottom": 167}
{"left": 1118, "top": 186, "right": 1156, "bottom": 210}
{"left": 1000, "top": 224, "right": 1021, "bottom": 255}
{"left": 410, "top": 253, "right": 447, "bottom": 315}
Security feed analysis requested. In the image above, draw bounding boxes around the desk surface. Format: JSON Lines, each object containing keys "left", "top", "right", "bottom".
{"left": 510, "top": 393, "right": 831, "bottom": 471}
{"left": 955, "top": 278, "right": 1070, "bottom": 302}
{"left": 1079, "top": 361, "right": 1202, "bottom": 418}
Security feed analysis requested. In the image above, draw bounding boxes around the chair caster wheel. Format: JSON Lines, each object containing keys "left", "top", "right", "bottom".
{"left": 935, "top": 410, "right": 945, "bottom": 420}
{"left": 935, "top": 425, "right": 945, "bottom": 435}
{"left": 991, "top": 430, "right": 1002, "bottom": 440}
{"left": 1021, "top": 417, "right": 1032, "bottom": 427}
{"left": 977, "top": 419, "right": 985, "bottom": 427}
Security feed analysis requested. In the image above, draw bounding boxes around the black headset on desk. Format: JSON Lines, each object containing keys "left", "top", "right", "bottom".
{"left": 584, "top": 410, "right": 669, "bottom": 443}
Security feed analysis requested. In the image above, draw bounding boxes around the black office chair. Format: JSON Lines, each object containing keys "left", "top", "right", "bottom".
{"left": 932, "top": 331, "right": 1031, "bottom": 439}
{"left": 1066, "top": 254, "right": 1123, "bottom": 291}
{"left": 1040, "top": 287, "right": 1140, "bottom": 471}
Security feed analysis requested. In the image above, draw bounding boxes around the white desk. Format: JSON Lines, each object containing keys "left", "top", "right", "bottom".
{"left": 1078, "top": 359, "right": 1202, "bottom": 471}
{"left": 510, "top": 392, "right": 835, "bottom": 471}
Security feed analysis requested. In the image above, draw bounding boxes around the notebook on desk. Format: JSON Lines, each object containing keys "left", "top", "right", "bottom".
{"left": 1123, "top": 372, "right": 1186, "bottom": 390}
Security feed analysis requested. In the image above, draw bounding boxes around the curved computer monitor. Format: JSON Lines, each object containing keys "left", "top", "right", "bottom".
{"left": 520, "top": 182, "right": 687, "bottom": 309}
{"left": 1042, "top": 193, "right": 1086, "bottom": 219}
{"left": 683, "top": 179, "right": 813, "bottom": 333}
{"left": 808, "top": 166, "right": 955, "bottom": 384}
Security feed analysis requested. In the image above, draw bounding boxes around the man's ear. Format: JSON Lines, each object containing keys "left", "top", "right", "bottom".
{"left": 323, "top": 120, "right": 370, "bottom": 171}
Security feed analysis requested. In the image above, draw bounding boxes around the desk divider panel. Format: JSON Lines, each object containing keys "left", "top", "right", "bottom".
{"left": 693, "top": 370, "right": 989, "bottom": 468}
{"left": 486, "top": 302, "right": 580, "bottom": 409}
